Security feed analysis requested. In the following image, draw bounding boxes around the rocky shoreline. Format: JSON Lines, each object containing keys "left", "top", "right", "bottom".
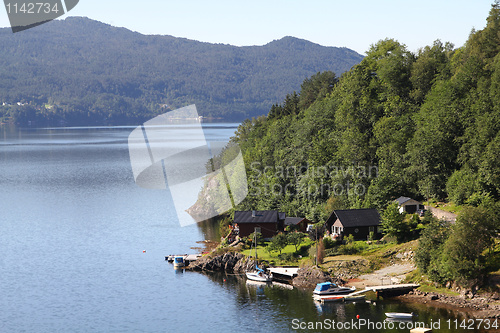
{"left": 186, "top": 251, "right": 500, "bottom": 319}
{"left": 396, "top": 289, "right": 500, "bottom": 319}
{"left": 186, "top": 252, "right": 334, "bottom": 287}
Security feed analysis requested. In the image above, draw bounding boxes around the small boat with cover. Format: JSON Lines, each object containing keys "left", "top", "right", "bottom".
{"left": 313, "top": 282, "right": 356, "bottom": 295}
{"left": 173, "top": 256, "right": 185, "bottom": 268}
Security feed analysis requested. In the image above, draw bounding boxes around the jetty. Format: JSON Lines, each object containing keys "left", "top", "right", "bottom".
{"left": 345, "top": 283, "right": 420, "bottom": 298}
{"left": 267, "top": 267, "right": 299, "bottom": 283}
{"left": 165, "top": 254, "right": 202, "bottom": 265}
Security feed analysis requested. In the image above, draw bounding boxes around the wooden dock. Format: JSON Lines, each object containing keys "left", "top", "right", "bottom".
{"left": 268, "top": 267, "right": 299, "bottom": 282}
{"left": 367, "top": 283, "right": 419, "bottom": 297}
{"left": 165, "top": 254, "right": 202, "bottom": 264}
{"left": 341, "top": 283, "right": 419, "bottom": 298}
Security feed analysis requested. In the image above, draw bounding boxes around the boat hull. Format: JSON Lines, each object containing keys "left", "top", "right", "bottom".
{"left": 246, "top": 271, "right": 272, "bottom": 282}
{"left": 173, "top": 256, "right": 185, "bottom": 268}
{"left": 343, "top": 295, "right": 366, "bottom": 302}
{"left": 385, "top": 312, "right": 413, "bottom": 319}
{"left": 313, "top": 287, "right": 356, "bottom": 296}
{"left": 314, "top": 295, "right": 344, "bottom": 303}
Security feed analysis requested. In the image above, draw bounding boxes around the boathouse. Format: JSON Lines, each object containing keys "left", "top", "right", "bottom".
{"left": 326, "top": 208, "right": 382, "bottom": 241}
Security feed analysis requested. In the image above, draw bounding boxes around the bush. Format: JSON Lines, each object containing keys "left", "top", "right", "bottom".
{"left": 248, "top": 231, "right": 263, "bottom": 246}
{"left": 323, "top": 237, "right": 338, "bottom": 249}
{"left": 266, "top": 233, "right": 288, "bottom": 255}
{"left": 287, "top": 232, "right": 307, "bottom": 251}
{"left": 308, "top": 242, "right": 325, "bottom": 265}
{"left": 278, "top": 252, "right": 298, "bottom": 262}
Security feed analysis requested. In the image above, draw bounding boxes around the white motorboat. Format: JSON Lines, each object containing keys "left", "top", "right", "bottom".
{"left": 313, "top": 282, "right": 356, "bottom": 295}
{"left": 385, "top": 312, "right": 414, "bottom": 319}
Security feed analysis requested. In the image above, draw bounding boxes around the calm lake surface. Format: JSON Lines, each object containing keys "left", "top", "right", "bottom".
{"left": 0, "top": 124, "right": 493, "bottom": 332}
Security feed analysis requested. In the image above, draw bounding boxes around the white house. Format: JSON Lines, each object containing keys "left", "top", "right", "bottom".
{"left": 395, "top": 196, "right": 425, "bottom": 214}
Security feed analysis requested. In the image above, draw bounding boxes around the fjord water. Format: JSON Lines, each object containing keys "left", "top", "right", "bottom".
{"left": 0, "top": 125, "right": 489, "bottom": 332}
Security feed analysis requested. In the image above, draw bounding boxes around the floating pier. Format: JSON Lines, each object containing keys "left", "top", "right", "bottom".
{"left": 332, "top": 283, "right": 419, "bottom": 298}
{"left": 165, "top": 254, "right": 202, "bottom": 265}
{"left": 348, "top": 283, "right": 419, "bottom": 297}
{"left": 267, "top": 267, "right": 299, "bottom": 283}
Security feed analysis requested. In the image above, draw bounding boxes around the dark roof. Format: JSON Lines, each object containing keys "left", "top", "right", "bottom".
{"left": 330, "top": 209, "right": 381, "bottom": 228}
{"left": 284, "top": 217, "right": 306, "bottom": 226}
{"left": 395, "top": 196, "right": 413, "bottom": 205}
{"left": 234, "top": 210, "right": 279, "bottom": 224}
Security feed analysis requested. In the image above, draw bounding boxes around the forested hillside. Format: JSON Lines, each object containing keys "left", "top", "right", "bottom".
{"left": 0, "top": 17, "right": 363, "bottom": 125}
{"left": 232, "top": 4, "right": 500, "bottom": 219}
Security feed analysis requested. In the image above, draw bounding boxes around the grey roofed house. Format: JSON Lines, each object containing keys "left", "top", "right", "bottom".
{"left": 234, "top": 210, "right": 280, "bottom": 224}
{"left": 284, "top": 217, "right": 305, "bottom": 226}
{"left": 394, "top": 196, "right": 425, "bottom": 214}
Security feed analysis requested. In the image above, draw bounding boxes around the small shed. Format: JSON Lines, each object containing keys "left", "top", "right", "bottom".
{"left": 326, "top": 208, "right": 382, "bottom": 240}
{"left": 284, "top": 217, "right": 312, "bottom": 233}
{"left": 395, "top": 196, "right": 425, "bottom": 214}
{"left": 233, "top": 210, "right": 285, "bottom": 238}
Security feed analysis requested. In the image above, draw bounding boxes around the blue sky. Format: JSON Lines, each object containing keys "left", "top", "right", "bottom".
{"left": 0, "top": 0, "right": 494, "bottom": 54}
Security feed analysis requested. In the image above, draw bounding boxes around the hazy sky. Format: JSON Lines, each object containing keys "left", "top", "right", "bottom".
{"left": 0, "top": 0, "right": 495, "bottom": 54}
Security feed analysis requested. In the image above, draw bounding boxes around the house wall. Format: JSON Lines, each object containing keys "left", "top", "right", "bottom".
{"left": 399, "top": 199, "right": 424, "bottom": 214}
{"left": 237, "top": 223, "right": 278, "bottom": 238}
{"left": 343, "top": 226, "right": 382, "bottom": 241}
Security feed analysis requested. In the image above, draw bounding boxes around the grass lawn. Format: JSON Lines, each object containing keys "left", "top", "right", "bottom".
{"left": 418, "top": 284, "right": 460, "bottom": 297}
{"left": 241, "top": 239, "right": 313, "bottom": 262}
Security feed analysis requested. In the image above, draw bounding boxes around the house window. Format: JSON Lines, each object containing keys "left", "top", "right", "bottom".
{"left": 354, "top": 228, "right": 359, "bottom": 233}
{"left": 369, "top": 226, "right": 374, "bottom": 232}
{"left": 254, "top": 227, "right": 261, "bottom": 233}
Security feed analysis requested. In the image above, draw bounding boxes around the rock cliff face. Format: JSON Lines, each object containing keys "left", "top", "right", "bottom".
{"left": 188, "top": 252, "right": 347, "bottom": 289}
{"left": 187, "top": 252, "right": 260, "bottom": 272}
{"left": 292, "top": 265, "right": 342, "bottom": 289}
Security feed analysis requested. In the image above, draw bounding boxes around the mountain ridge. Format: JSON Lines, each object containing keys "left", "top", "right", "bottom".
{"left": 0, "top": 17, "right": 364, "bottom": 124}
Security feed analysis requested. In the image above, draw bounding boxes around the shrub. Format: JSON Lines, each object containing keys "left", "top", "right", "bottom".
{"left": 278, "top": 252, "right": 297, "bottom": 262}
{"left": 323, "top": 237, "right": 338, "bottom": 249}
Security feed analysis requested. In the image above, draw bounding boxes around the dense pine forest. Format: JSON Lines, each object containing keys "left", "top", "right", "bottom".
{"left": 230, "top": 3, "right": 500, "bottom": 287}
{"left": 0, "top": 17, "right": 362, "bottom": 125}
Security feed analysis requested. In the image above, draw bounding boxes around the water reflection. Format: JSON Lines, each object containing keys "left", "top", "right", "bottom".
{"left": 190, "top": 271, "right": 496, "bottom": 333}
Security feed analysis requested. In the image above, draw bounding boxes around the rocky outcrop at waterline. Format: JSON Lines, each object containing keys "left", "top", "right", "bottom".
{"left": 398, "top": 289, "right": 500, "bottom": 319}
{"left": 292, "top": 265, "right": 345, "bottom": 288}
{"left": 187, "top": 252, "right": 261, "bottom": 273}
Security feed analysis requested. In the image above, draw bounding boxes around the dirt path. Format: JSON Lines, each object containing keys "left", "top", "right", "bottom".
{"left": 425, "top": 205, "right": 457, "bottom": 223}
{"left": 347, "top": 263, "right": 415, "bottom": 289}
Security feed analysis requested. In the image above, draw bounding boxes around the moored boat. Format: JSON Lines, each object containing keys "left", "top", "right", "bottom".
{"left": 246, "top": 265, "right": 272, "bottom": 282}
{"left": 245, "top": 230, "right": 272, "bottom": 282}
{"left": 173, "top": 256, "right": 185, "bottom": 268}
{"left": 385, "top": 312, "right": 413, "bottom": 319}
{"left": 343, "top": 295, "right": 366, "bottom": 302}
{"left": 313, "top": 282, "right": 356, "bottom": 295}
{"left": 313, "top": 295, "right": 344, "bottom": 303}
